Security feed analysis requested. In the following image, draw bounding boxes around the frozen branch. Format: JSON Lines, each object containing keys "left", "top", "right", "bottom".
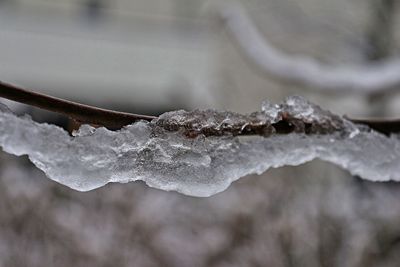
{"left": 217, "top": 3, "right": 400, "bottom": 93}
{"left": 1, "top": 80, "right": 400, "bottom": 135}
{"left": 1, "top": 95, "right": 400, "bottom": 196}
{"left": 1, "top": 80, "right": 400, "bottom": 196}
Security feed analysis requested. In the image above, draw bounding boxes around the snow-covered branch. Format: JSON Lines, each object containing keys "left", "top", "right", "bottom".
{"left": 217, "top": 3, "right": 400, "bottom": 93}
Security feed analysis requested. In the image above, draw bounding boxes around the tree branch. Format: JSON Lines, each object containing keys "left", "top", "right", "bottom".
{"left": 0, "top": 81, "right": 157, "bottom": 128}
{"left": 0, "top": 80, "right": 399, "bottom": 135}
{"left": 346, "top": 116, "right": 400, "bottom": 135}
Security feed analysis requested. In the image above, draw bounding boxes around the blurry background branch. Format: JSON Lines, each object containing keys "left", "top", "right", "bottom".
{"left": 216, "top": 1, "right": 400, "bottom": 94}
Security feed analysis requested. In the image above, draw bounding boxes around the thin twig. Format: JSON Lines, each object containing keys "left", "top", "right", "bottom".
{"left": 346, "top": 116, "right": 400, "bottom": 135}
{"left": 0, "top": 80, "right": 399, "bottom": 135}
{"left": 0, "top": 81, "right": 157, "bottom": 128}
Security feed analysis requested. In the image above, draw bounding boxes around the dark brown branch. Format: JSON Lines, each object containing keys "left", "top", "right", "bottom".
{"left": 0, "top": 81, "right": 157, "bottom": 128}
{"left": 1, "top": 80, "right": 400, "bottom": 135}
{"left": 346, "top": 117, "right": 400, "bottom": 135}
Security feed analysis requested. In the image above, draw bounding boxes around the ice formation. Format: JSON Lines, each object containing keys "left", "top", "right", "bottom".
{"left": 0, "top": 96, "right": 400, "bottom": 197}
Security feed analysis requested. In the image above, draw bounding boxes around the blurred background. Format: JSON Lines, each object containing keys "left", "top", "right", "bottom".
{"left": 1, "top": 0, "right": 400, "bottom": 266}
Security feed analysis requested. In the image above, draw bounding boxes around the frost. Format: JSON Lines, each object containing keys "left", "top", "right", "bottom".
{"left": 261, "top": 100, "right": 280, "bottom": 122}
{"left": 0, "top": 97, "right": 400, "bottom": 197}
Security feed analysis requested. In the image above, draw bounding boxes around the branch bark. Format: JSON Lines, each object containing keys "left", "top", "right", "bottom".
{"left": 0, "top": 80, "right": 399, "bottom": 135}
{"left": 0, "top": 81, "right": 157, "bottom": 128}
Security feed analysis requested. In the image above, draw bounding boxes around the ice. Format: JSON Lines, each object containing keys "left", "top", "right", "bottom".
{"left": 0, "top": 97, "right": 400, "bottom": 197}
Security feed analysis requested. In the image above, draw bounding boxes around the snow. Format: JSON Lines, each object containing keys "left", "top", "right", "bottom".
{"left": 0, "top": 97, "right": 399, "bottom": 197}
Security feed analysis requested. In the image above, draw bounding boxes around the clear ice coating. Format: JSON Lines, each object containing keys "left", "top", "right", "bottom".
{"left": 0, "top": 97, "right": 400, "bottom": 197}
